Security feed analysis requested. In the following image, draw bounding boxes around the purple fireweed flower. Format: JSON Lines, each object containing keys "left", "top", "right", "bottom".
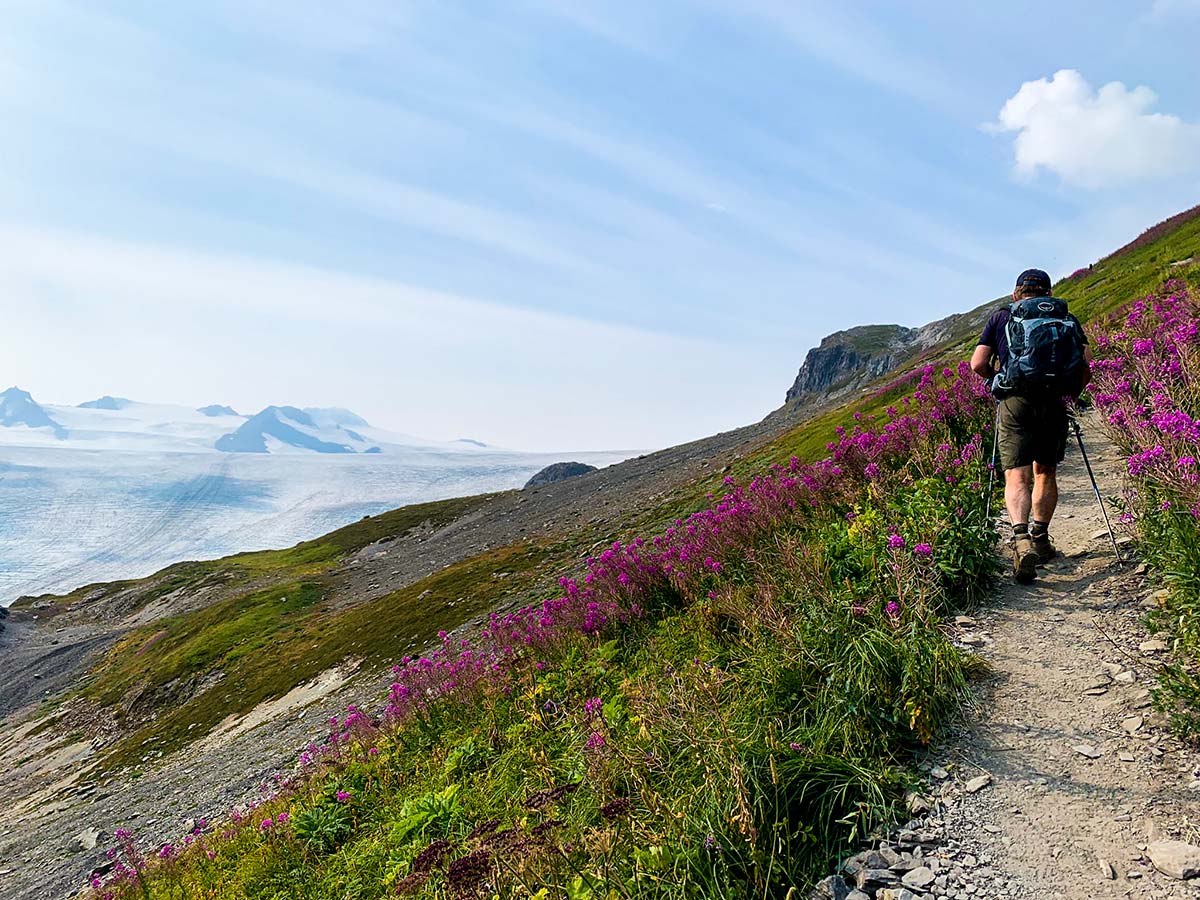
{"left": 584, "top": 731, "right": 607, "bottom": 751}
{"left": 885, "top": 601, "right": 901, "bottom": 619}
{"left": 584, "top": 697, "right": 603, "bottom": 718}
{"left": 336, "top": 791, "right": 351, "bottom": 803}
{"left": 913, "top": 543, "right": 933, "bottom": 557}
{"left": 887, "top": 534, "right": 906, "bottom": 550}
{"left": 260, "top": 818, "right": 273, "bottom": 831}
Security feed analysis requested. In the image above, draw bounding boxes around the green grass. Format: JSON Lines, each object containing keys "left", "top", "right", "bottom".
{"left": 96, "top": 386, "right": 998, "bottom": 898}
{"left": 95, "top": 538, "right": 565, "bottom": 770}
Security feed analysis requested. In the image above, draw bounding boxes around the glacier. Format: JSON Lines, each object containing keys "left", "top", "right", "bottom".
{"left": 0, "top": 398, "right": 628, "bottom": 604}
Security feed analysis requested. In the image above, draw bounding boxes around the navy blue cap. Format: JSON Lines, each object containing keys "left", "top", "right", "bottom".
{"left": 1015, "top": 268, "right": 1052, "bottom": 292}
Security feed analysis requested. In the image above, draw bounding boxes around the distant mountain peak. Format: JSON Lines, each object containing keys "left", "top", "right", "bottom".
{"left": 0, "top": 386, "right": 67, "bottom": 439}
{"left": 78, "top": 395, "right": 132, "bottom": 410}
{"left": 215, "top": 405, "right": 360, "bottom": 454}
{"left": 197, "top": 404, "right": 239, "bottom": 417}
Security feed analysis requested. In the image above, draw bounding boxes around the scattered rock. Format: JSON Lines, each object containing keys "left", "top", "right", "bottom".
{"left": 855, "top": 868, "right": 898, "bottom": 890}
{"left": 1098, "top": 857, "right": 1116, "bottom": 880}
{"left": 1139, "top": 639, "right": 1168, "bottom": 653}
{"left": 1120, "top": 715, "right": 1144, "bottom": 734}
{"left": 1114, "top": 670, "right": 1137, "bottom": 684}
{"left": 1071, "top": 744, "right": 1102, "bottom": 759}
{"left": 75, "top": 827, "right": 100, "bottom": 852}
{"left": 1147, "top": 840, "right": 1200, "bottom": 880}
{"left": 900, "top": 866, "right": 935, "bottom": 889}
{"left": 904, "top": 790, "right": 931, "bottom": 815}
{"left": 929, "top": 765, "right": 949, "bottom": 780}
{"left": 964, "top": 774, "right": 992, "bottom": 794}
{"left": 811, "top": 874, "right": 850, "bottom": 899}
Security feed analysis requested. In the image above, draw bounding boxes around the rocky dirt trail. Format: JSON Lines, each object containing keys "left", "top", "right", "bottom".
{"left": 820, "top": 418, "right": 1200, "bottom": 900}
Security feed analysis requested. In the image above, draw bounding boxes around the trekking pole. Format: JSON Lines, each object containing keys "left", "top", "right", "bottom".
{"left": 984, "top": 404, "right": 1000, "bottom": 522}
{"left": 1070, "top": 416, "right": 1124, "bottom": 564}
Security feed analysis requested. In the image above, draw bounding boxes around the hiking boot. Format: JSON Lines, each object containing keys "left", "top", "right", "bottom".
{"left": 1031, "top": 530, "right": 1058, "bottom": 564}
{"left": 1012, "top": 533, "right": 1038, "bottom": 584}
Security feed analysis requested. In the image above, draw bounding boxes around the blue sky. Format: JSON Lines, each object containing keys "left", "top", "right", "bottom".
{"left": 3, "top": 1, "right": 1199, "bottom": 451}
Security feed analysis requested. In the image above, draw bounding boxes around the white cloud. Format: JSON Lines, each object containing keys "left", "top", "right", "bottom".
{"left": 989, "top": 69, "right": 1200, "bottom": 188}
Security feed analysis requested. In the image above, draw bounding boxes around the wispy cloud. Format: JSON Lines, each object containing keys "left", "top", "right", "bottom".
{"left": 0, "top": 224, "right": 764, "bottom": 450}
{"left": 719, "top": 0, "right": 966, "bottom": 112}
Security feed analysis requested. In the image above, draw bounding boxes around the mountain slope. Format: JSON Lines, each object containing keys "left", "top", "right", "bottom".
{"left": 2, "top": 205, "right": 1198, "bottom": 900}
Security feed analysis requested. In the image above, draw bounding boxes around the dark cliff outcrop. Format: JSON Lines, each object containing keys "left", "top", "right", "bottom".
{"left": 784, "top": 301, "right": 1001, "bottom": 407}
{"left": 524, "top": 462, "right": 598, "bottom": 489}
{"left": 785, "top": 325, "right": 920, "bottom": 404}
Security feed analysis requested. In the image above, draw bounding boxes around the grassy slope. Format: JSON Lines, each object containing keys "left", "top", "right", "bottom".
{"left": 28, "top": 206, "right": 1200, "bottom": 777}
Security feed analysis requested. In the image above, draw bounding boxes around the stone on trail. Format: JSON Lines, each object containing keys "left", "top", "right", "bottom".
{"left": 855, "top": 867, "right": 898, "bottom": 890}
{"left": 846, "top": 892, "right": 870, "bottom": 900}
{"left": 964, "top": 773, "right": 992, "bottom": 793}
{"left": 811, "top": 874, "right": 850, "bottom": 899}
{"left": 1114, "top": 669, "right": 1137, "bottom": 684}
{"left": 900, "top": 865, "right": 935, "bottom": 888}
{"left": 1120, "top": 715, "right": 1144, "bottom": 734}
{"left": 876, "top": 890, "right": 919, "bottom": 900}
{"left": 1139, "top": 639, "right": 1168, "bottom": 653}
{"left": 929, "top": 765, "right": 949, "bottom": 780}
{"left": 1147, "top": 840, "right": 1200, "bottom": 880}
{"left": 1071, "top": 744, "right": 1102, "bottom": 759}
{"left": 1098, "top": 857, "right": 1116, "bottom": 880}
{"left": 904, "top": 790, "right": 931, "bottom": 814}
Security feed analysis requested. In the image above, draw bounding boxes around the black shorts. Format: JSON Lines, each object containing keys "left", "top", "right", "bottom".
{"left": 998, "top": 395, "right": 1068, "bottom": 470}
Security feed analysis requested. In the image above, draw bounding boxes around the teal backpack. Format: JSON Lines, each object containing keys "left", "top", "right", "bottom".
{"left": 991, "top": 297, "right": 1086, "bottom": 398}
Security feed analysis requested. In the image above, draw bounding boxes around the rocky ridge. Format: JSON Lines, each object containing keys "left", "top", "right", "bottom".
{"left": 784, "top": 302, "right": 999, "bottom": 406}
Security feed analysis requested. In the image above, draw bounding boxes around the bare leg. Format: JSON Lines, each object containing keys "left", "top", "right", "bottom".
{"left": 1032, "top": 463, "right": 1058, "bottom": 523}
{"left": 1005, "top": 465, "right": 1033, "bottom": 526}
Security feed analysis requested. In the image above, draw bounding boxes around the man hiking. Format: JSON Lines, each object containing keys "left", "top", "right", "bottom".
{"left": 970, "top": 268, "right": 1092, "bottom": 583}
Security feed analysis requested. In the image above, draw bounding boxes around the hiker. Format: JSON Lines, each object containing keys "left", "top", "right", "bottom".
{"left": 969, "top": 268, "right": 1093, "bottom": 583}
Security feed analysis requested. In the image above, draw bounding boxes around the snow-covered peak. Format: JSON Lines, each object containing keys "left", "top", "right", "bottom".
{"left": 215, "top": 406, "right": 371, "bottom": 454}
{"left": 78, "top": 395, "right": 132, "bottom": 410}
{"left": 197, "top": 404, "right": 240, "bottom": 417}
{"left": 0, "top": 387, "right": 67, "bottom": 439}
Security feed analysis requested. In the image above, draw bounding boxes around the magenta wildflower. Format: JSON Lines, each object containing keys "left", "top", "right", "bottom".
{"left": 887, "top": 534, "right": 905, "bottom": 550}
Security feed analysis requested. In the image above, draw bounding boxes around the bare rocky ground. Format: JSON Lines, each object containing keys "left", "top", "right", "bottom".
{"left": 816, "top": 420, "right": 1200, "bottom": 900}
